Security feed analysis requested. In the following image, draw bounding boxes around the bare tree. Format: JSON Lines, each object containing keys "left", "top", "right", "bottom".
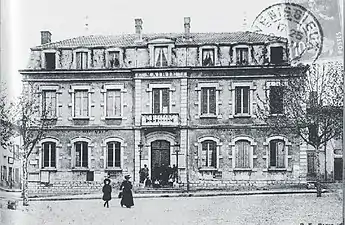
{"left": 257, "top": 61, "right": 344, "bottom": 197}
{"left": 16, "top": 83, "right": 53, "bottom": 206}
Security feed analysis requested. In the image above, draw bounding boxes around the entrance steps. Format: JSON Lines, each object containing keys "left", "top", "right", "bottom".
{"left": 134, "top": 187, "right": 185, "bottom": 194}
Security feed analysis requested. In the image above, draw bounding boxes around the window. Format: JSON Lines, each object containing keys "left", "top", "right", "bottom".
{"left": 235, "top": 86, "right": 250, "bottom": 115}
{"left": 201, "top": 87, "right": 216, "bottom": 115}
{"left": 236, "top": 48, "right": 249, "bottom": 65}
{"left": 154, "top": 47, "right": 168, "bottom": 67}
{"left": 2, "top": 166, "right": 7, "bottom": 181}
{"left": 269, "top": 86, "right": 284, "bottom": 114}
{"left": 74, "top": 90, "right": 89, "bottom": 117}
{"left": 76, "top": 52, "right": 88, "bottom": 69}
{"left": 75, "top": 141, "right": 88, "bottom": 168}
{"left": 42, "top": 142, "right": 56, "bottom": 168}
{"left": 201, "top": 140, "right": 217, "bottom": 168}
{"left": 307, "top": 152, "right": 316, "bottom": 176}
{"left": 108, "top": 51, "right": 120, "bottom": 68}
{"left": 202, "top": 49, "right": 215, "bottom": 66}
{"left": 270, "top": 46, "right": 284, "bottom": 64}
{"left": 106, "top": 90, "right": 121, "bottom": 117}
{"left": 107, "top": 141, "right": 121, "bottom": 168}
{"left": 45, "top": 53, "right": 56, "bottom": 70}
{"left": 42, "top": 90, "right": 57, "bottom": 118}
{"left": 269, "top": 140, "right": 285, "bottom": 168}
{"left": 235, "top": 140, "right": 251, "bottom": 168}
{"left": 152, "top": 88, "right": 170, "bottom": 113}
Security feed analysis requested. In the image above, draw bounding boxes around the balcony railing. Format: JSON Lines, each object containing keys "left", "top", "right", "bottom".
{"left": 141, "top": 113, "right": 179, "bottom": 127}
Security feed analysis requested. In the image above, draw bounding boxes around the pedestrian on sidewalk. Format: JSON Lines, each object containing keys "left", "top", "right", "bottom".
{"left": 102, "top": 178, "right": 112, "bottom": 208}
{"left": 120, "top": 175, "right": 134, "bottom": 208}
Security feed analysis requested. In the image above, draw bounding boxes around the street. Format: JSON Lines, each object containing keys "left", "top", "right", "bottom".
{"left": 0, "top": 193, "right": 342, "bottom": 225}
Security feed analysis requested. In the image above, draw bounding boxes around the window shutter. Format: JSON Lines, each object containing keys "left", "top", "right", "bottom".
{"left": 114, "top": 91, "right": 121, "bottom": 116}
{"left": 82, "top": 91, "right": 88, "bottom": 117}
{"left": 82, "top": 142, "right": 88, "bottom": 167}
{"left": 115, "top": 142, "right": 121, "bottom": 167}
{"left": 161, "top": 89, "right": 169, "bottom": 113}
{"left": 242, "top": 87, "right": 249, "bottom": 114}
{"left": 107, "top": 143, "right": 113, "bottom": 167}
{"left": 51, "top": 143, "right": 56, "bottom": 168}
{"left": 201, "top": 88, "right": 208, "bottom": 114}
{"left": 235, "top": 88, "right": 242, "bottom": 114}
{"left": 209, "top": 88, "right": 216, "bottom": 114}
{"left": 276, "top": 141, "right": 285, "bottom": 168}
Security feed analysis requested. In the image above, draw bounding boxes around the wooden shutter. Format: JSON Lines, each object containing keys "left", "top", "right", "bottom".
{"left": 209, "top": 88, "right": 216, "bottom": 115}
{"left": 82, "top": 91, "right": 88, "bottom": 117}
{"left": 51, "top": 143, "right": 56, "bottom": 168}
{"left": 161, "top": 89, "right": 169, "bottom": 113}
{"left": 107, "top": 142, "right": 113, "bottom": 167}
{"left": 201, "top": 88, "right": 208, "bottom": 114}
{"left": 153, "top": 89, "right": 160, "bottom": 113}
{"left": 242, "top": 87, "right": 249, "bottom": 114}
{"left": 236, "top": 141, "right": 250, "bottom": 168}
{"left": 82, "top": 142, "right": 88, "bottom": 167}
{"left": 235, "top": 88, "right": 242, "bottom": 114}
{"left": 114, "top": 142, "right": 121, "bottom": 167}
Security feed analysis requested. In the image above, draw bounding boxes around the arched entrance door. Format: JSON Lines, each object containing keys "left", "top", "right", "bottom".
{"left": 151, "top": 140, "right": 170, "bottom": 181}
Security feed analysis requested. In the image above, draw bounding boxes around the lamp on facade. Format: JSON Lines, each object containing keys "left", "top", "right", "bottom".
{"left": 174, "top": 142, "right": 180, "bottom": 183}
{"left": 138, "top": 142, "right": 144, "bottom": 170}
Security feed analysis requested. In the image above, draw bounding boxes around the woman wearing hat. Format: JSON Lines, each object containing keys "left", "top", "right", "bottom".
{"left": 119, "top": 175, "right": 134, "bottom": 208}
{"left": 102, "top": 178, "right": 112, "bottom": 208}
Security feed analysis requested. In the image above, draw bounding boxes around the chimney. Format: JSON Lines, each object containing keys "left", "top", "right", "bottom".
{"left": 41, "top": 31, "right": 52, "bottom": 45}
{"left": 184, "top": 17, "right": 191, "bottom": 37}
{"left": 135, "top": 18, "right": 143, "bottom": 41}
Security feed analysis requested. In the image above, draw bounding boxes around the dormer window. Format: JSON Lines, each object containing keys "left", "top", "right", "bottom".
{"left": 154, "top": 46, "right": 168, "bottom": 67}
{"left": 202, "top": 49, "right": 215, "bottom": 66}
{"left": 76, "top": 52, "right": 88, "bottom": 69}
{"left": 236, "top": 48, "right": 249, "bottom": 65}
{"left": 270, "top": 46, "right": 284, "bottom": 64}
{"left": 45, "top": 53, "right": 56, "bottom": 70}
{"left": 109, "top": 51, "right": 120, "bottom": 68}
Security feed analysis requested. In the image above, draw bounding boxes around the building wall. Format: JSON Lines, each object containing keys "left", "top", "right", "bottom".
{"left": 0, "top": 135, "right": 22, "bottom": 189}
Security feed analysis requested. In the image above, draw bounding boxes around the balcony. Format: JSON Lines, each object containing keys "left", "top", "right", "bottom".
{"left": 141, "top": 113, "right": 179, "bottom": 127}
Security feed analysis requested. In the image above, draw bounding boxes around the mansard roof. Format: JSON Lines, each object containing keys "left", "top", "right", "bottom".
{"left": 32, "top": 31, "right": 287, "bottom": 50}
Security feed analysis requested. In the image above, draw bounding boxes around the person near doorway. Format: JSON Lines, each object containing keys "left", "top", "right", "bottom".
{"left": 120, "top": 175, "right": 134, "bottom": 208}
{"left": 102, "top": 178, "right": 112, "bottom": 208}
{"left": 172, "top": 164, "right": 178, "bottom": 182}
{"left": 139, "top": 164, "right": 149, "bottom": 185}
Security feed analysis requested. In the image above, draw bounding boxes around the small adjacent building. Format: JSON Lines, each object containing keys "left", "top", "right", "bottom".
{"left": 20, "top": 17, "right": 311, "bottom": 197}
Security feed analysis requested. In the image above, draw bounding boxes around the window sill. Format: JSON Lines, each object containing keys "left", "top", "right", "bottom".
{"left": 199, "top": 167, "right": 218, "bottom": 172}
{"left": 105, "top": 168, "right": 122, "bottom": 172}
{"left": 40, "top": 168, "right": 57, "bottom": 172}
{"left": 199, "top": 114, "right": 218, "bottom": 119}
{"left": 105, "top": 116, "right": 123, "bottom": 120}
{"left": 268, "top": 168, "right": 287, "bottom": 171}
{"left": 71, "top": 168, "right": 90, "bottom": 172}
{"left": 269, "top": 114, "right": 284, "bottom": 117}
{"left": 231, "top": 168, "right": 257, "bottom": 172}
{"left": 72, "top": 117, "right": 90, "bottom": 120}
{"left": 233, "top": 114, "right": 251, "bottom": 118}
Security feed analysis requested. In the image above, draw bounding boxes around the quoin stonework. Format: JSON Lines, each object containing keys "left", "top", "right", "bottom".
{"left": 20, "top": 17, "right": 316, "bottom": 197}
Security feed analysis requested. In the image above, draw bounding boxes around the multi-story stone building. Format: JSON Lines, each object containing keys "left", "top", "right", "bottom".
{"left": 20, "top": 18, "right": 308, "bottom": 197}
{"left": 0, "top": 134, "right": 22, "bottom": 190}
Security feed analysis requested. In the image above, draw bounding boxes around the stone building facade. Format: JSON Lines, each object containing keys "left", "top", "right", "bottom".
{"left": 20, "top": 18, "right": 308, "bottom": 197}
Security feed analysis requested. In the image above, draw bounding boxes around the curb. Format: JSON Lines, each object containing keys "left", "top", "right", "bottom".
{"left": 28, "top": 189, "right": 329, "bottom": 202}
{"left": 0, "top": 187, "right": 21, "bottom": 193}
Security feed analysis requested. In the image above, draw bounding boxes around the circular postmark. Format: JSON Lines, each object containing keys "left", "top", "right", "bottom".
{"left": 251, "top": 3, "right": 323, "bottom": 64}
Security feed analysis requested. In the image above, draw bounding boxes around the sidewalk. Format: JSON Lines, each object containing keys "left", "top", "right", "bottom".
{"left": 0, "top": 186, "right": 21, "bottom": 193}
{"left": 27, "top": 188, "right": 329, "bottom": 201}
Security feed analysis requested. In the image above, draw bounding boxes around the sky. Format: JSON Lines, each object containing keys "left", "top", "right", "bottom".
{"left": 0, "top": 0, "right": 343, "bottom": 99}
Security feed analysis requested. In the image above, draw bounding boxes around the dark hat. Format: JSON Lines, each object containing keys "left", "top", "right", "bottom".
{"left": 104, "top": 178, "right": 111, "bottom": 184}
{"left": 124, "top": 175, "right": 131, "bottom": 179}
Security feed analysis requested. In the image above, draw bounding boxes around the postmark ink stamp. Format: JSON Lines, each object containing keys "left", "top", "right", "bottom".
{"left": 251, "top": 2, "right": 324, "bottom": 64}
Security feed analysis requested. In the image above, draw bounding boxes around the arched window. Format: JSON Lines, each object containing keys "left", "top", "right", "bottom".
{"left": 107, "top": 141, "right": 121, "bottom": 168}
{"left": 235, "top": 140, "right": 250, "bottom": 168}
{"left": 201, "top": 140, "right": 217, "bottom": 168}
{"left": 42, "top": 142, "right": 56, "bottom": 168}
{"left": 74, "top": 141, "right": 88, "bottom": 167}
{"left": 269, "top": 140, "right": 286, "bottom": 168}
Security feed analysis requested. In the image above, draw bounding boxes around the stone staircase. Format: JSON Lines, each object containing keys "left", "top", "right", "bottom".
{"left": 134, "top": 187, "right": 185, "bottom": 194}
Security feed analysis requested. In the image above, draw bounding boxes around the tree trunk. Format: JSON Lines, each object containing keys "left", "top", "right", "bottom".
{"left": 22, "top": 155, "right": 29, "bottom": 206}
{"left": 315, "top": 148, "right": 322, "bottom": 197}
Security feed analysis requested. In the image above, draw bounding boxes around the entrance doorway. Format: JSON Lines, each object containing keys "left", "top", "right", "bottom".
{"left": 334, "top": 158, "right": 343, "bottom": 181}
{"left": 151, "top": 140, "right": 170, "bottom": 181}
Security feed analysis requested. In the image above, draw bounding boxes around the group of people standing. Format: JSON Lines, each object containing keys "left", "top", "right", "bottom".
{"left": 139, "top": 164, "right": 178, "bottom": 188}
{"left": 102, "top": 175, "right": 134, "bottom": 209}
{"left": 101, "top": 163, "right": 179, "bottom": 208}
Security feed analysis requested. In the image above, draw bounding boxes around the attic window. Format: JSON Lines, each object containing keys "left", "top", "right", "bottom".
{"left": 154, "top": 47, "right": 168, "bottom": 67}
{"left": 270, "top": 47, "right": 284, "bottom": 64}
{"left": 202, "top": 49, "right": 215, "bottom": 66}
{"left": 45, "top": 53, "right": 56, "bottom": 70}
{"left": 108, "top": 51, "right": 120, "bottom": 68}
{"left": 236, "top": 48, "right": 249, "bottom": 65}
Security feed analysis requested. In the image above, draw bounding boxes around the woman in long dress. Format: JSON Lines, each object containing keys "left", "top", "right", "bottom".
{"left": 120, "top": 175, "right": 134, "bottom": 208}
